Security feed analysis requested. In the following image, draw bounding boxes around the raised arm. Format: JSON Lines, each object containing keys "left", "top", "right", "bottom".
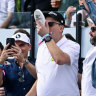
{"left": 45, "top": 39, "right": 70, "bottom": 65}
{"left": 24, "top": 62, "right": 37, "bottom": 79}
{"left": 78, "top": 0, "right": 90, "bottom": 12}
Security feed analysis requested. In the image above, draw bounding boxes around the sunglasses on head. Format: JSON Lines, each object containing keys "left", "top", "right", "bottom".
{"left": 48, "top": 22, "right": 61, "bottom": 27}
{"left": 91, "top": 27, "right": 96, "bottom": 32}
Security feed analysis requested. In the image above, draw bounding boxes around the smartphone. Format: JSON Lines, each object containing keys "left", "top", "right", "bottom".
{"left": 79, "top": 4, "right": 85, "bottom": 9}
{"left": 6, "top": 38, "right": 15, "bottom": 49}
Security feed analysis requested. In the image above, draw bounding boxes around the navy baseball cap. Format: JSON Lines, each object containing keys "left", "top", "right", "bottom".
{"left": 44, "top": 11, "right": 65, "bottom": 26}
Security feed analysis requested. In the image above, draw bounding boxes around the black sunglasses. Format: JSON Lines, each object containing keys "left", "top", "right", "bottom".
{"left": 48, "top": 22, "right": 61, "bottom": 27}
{"left": 91, "top": 27, "right": 96, "bottom": 32}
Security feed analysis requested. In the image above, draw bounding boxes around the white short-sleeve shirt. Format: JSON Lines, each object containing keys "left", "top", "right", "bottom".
{"left": 36, "top": 36, "right": 80, "bottom": 96}
{"left": 82, "top": 47, "right": 96, "bottom": 96}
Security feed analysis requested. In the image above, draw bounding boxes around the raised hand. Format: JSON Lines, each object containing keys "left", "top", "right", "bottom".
{"left": 0, "top": 44, "right": 14, "bottom": 64}
{"left": 36, "top": 19, "right": 49, "bottom": 37}
{"left": 11, "top": 43, "right": 24, "bottom": 64}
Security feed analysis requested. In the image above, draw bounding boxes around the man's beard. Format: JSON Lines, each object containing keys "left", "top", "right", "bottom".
{"left": 90, "top": 36, "right": 96, "bottom": 46}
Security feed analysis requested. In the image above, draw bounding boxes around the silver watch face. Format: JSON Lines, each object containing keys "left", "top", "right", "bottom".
{"left": 25, "top": 59, "right": 29, "bottom": 62}
{"left": 24, "top": 59, "right": 29, "bottom": 66}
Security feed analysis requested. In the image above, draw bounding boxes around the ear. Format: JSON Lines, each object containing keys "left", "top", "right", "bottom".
{"left": 28, "top": 44, "right": 31, "bottom": 51}
{"left": 60, "top": 25, "right": 64, "bottom": 33}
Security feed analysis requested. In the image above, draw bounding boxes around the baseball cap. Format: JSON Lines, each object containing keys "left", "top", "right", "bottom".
{"left": 12, "top": 32, "right": 30, "bottom": 44}
{"left": 44, "top": 11, "right": 65, "bottom": 26}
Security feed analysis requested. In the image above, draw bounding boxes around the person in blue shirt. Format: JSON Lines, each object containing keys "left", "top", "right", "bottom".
{"left": 0, "top": 29, "right": 36, "bottom": 96}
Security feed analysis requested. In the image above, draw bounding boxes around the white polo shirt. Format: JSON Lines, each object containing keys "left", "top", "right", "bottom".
{"left": 36, "top": 36, "right": 80, "bottom": 96}
{"left": 82, "top": 47, "right": 96, "bottom": 96}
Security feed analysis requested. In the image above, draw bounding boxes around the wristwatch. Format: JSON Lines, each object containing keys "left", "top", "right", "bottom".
{"left": 23, "top": 59, "right": 29, "bottom": 66}
{"left": 45, "top": 36, "right": 52, "bottom": 43}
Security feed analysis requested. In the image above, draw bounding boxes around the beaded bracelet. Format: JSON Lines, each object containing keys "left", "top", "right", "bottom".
{"left": 42, "top": 32, "right": 53, "bottom": 40}
{"left": 0, "top": 64, "right": 3, "bottom": 67}
{"left": 38, "top": 32, "right": 53, "bottom": 45}
{"left": 0, "top": 64, "right": 5, "bottom": 75}
{"left": 38, "top": 35, "right": 52, "bottom": 45}
{"left": 0, "top": 64, "right": 3, "bottom": 69}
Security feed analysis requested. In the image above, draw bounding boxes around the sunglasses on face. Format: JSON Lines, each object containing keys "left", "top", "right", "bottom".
{"left": 48, "top": 22, "right": 61, "bottom": 27}
{"left": 91, "top": 27, "right": 96, "bottom": 32}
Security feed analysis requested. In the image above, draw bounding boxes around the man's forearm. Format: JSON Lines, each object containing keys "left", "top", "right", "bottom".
{"left": 25, "top": 62, "right": 37, "bottom": 79}
{"left": 46, "top": 39, "right": 70, "bottom": 65}
{"left": 26, "top": 80, "right": 37, "bottom": 96}
{"left": 83, "top": 0, "right": 90, "bottom": 12}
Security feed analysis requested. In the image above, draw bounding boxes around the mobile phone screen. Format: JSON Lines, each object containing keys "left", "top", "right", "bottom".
{"left": 6, "top": 38, "right": 15, "bottom": 49}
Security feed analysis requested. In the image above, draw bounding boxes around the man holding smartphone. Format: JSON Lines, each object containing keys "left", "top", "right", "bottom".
{"left": 0, "top": 29, "right": 36, "bottom": 96}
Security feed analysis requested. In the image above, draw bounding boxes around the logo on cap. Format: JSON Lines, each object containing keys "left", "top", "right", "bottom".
{"left": 16, "top": 34, "right": 21, "bottom": 38}
{"left": 61, "top": 20, "right": 64, "bottom": 23}
{"left": 49, "top": 12, "right": 57, "bottom": 16}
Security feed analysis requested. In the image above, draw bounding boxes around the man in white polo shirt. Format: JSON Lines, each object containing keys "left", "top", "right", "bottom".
{"left": 26, "top": 11, "right": 80, "bottom": 96}
{"left": 82, "top": 26, "right": 96, "bottom": 96}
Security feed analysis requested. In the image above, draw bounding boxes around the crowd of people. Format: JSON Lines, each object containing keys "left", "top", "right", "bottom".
{"left": 0, "top": 0, "right": 96, "bottom": 96}
{"left": 0, "top": 0, "right": 96, "bottom": 29}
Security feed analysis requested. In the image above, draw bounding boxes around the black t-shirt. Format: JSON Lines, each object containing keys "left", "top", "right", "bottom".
{"left": 24, "top": 0, "right": 58, "bottom": 12}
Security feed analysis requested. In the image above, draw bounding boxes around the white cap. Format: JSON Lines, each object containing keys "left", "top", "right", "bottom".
{"left": 12, "top": 32, "right": 30, "bottom": 44}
